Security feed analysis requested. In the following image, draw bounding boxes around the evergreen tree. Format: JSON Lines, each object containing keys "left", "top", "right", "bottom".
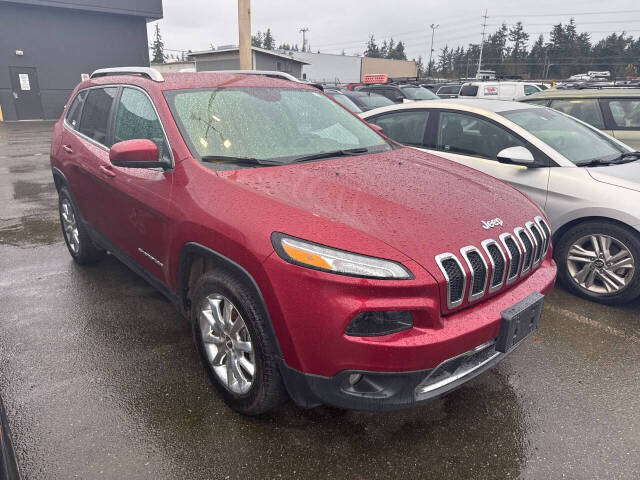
{"left": 151, "top": 24, "right": 165, "bottom": 64}
{"left": 364, "top": 35, "right": 382, "bottom": 58}
{"left": 263, "top": 29, "right": 275, "bottom": 50}
{"left": 251, "top": 31, "right": 263, "bottom": 48}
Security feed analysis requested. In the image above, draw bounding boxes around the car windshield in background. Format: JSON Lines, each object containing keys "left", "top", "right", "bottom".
{"left": 400, "top": 86, "right": 439, "bottom": 100}
{"left": 165, "top": 88, "right": 389, "bottom": 166}
{"left": 357, "top": 94, "right": 394, "bottom": 109}
{"left": 501, "top": 108, "right": 627, "bottom": 165}
{"left": 329, "top": 92, "right": 362, "bottom": 113}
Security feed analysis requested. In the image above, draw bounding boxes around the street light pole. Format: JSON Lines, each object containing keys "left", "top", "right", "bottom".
{"left": 427, "top": 23, "right": 439, "bottom": 79}
{"left": 238, "top": 0, "right": 252, "bottom": 70}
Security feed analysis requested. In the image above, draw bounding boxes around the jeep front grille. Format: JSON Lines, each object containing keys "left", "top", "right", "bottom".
{"left": 435, "top": 217, "right": 551, "bottom": 311}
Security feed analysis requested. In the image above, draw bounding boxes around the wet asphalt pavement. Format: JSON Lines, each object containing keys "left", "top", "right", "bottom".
{"left": 0, "top": 121, "right": 639, "bottom": 480}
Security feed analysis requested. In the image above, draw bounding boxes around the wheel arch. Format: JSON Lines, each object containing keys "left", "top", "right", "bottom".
{"left": 552, "top": 215, "right": 640, "bottom": 248}
{"left": 177, "top": 242, "right": 284, "bottom": 359}
{"left": 52, "top": 166, "right": 68, "bottom": 192}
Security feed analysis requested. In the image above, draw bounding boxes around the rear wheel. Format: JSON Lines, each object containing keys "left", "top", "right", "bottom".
{"left": 191, "top": 270, "right": 287, "bottom": 415}
{"left": 556, "top": 220, "right": 640, "bottom": 304}
{"left": 58, "top": 188, "right": 105, "bottom": 265}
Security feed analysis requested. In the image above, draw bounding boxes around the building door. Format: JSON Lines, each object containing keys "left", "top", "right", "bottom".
{"left": 9, "top": 66, "right": 43, "bottom": 120}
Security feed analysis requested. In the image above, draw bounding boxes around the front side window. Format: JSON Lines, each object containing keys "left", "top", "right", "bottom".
{"left": 501, "top": 107, "right": 626, "bottom": 165}
{"left": 369, "top": 111, "right": 429, "bottom": 147}
{"left": 549, "top": 98, "right": 605, "bottom": 129}
{"left": 607, "top": 99, "right": 640, "bottom": 128}
{"left": 78, "top": 87, "right": 118, "bottom": 145}
{"left": 328, "top": 93, "right": 362, "bottom": 113}
{"left": 66, "top": 90, "right": 87, "bottom": 130}
{"left": 524, "top": 85, "right": 541, "bottom": 96}
{"left": 165, "top": 87, "right": 389, "bottom": 167}
{"left": 114, "top": 88, "right": 170, "bottom": 160}
{"left": 437, "top": 111, "right": 525, "bottom": 159}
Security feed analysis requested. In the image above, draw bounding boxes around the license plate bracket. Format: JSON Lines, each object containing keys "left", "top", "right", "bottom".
{"left": 496, "top": 292, "right": 545, "bottom": 353}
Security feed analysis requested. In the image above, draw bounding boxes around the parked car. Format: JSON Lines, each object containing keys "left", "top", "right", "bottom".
{"left": 459, "top": 81, "right": 542, "bottom": 100}
{"left": 362, "top": 99, "right": 640, "bottom": 304}
{"left": 434, "top": 83, "right": 463, "bottom": 99}
{"left": 357, "top": 83, "right": 439, "bottom": 103}
{"left": 0, "top": 396, "right": 20, "bottom": 480}
{"left": 51, "top": 68, "right": 555, "bottom": 415}
{"left": 325, "top": 88, "right": 394, "bottom": 112}
{"left": 520, "top": 88, "right": 640, "bottom": 150}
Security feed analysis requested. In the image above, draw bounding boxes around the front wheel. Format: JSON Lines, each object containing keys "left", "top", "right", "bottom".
{"left": 191, "top": 270, "right": 287, "bottom": 415}
{"left": 556, "top": 220, "right": 640, "bottom": 304}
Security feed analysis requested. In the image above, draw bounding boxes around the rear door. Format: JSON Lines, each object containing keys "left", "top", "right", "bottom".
{"left": 601, "top": 98, "right": 640, "bottom": 150}
{"left": 425, "top": 110, "right": 550, "bottom": 209}
{"left": 61, "top": 86, "right": 119, "bottom": 236}
{"left": 8, "top": 66, "right": 43, "bottom": 120}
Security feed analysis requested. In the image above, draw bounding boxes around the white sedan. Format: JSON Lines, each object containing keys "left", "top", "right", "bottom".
{"left": 361, "top": 99, "right": 640, "bottom": 305}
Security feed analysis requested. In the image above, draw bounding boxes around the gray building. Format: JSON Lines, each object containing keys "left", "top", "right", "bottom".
{"left": 190, "top": 47, "right": 309, "bottom": 78}
{"left": 0, "top": 0, "right": 163, "bottom": 121}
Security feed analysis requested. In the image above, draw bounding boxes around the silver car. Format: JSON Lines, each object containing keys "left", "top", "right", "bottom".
{"left": 362, "top": 99, "right": 640, "bottom": 304}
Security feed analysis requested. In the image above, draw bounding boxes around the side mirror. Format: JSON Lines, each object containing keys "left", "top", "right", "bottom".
{"left": 110, "top": 139, "right": 167, "bottom": 169}
{"left": 497, "top": 146, "right": 536, "bottom": 166}
{"left": 391, "top": 95, "right": 404, "bottom": 103}
{"left": 368, "top": 123, "right": 383, "bottom": 134}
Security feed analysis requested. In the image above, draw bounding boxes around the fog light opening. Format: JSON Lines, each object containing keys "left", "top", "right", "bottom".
{"left": 348, "top": 373, "right": 362, "bottom": 386}
{"left": 345, "top": 310, "right": 413, "bottom": 337}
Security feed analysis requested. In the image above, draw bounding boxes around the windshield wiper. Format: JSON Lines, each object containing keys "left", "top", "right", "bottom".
{"left": 291, "top": 147, "right": 369, "bottom": 163}
{"left": 612, "top": 151, "right": 640, "bottom": 164}
{"left": 575, "top": 158, "right": 613, "bottom": 167}
{"left": 200, "top": 155, "right": 284, "bottom": 166}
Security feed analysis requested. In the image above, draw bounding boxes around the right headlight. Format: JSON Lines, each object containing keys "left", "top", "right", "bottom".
{"left": 271, "top": 233, "right": 413, "bottom": 279}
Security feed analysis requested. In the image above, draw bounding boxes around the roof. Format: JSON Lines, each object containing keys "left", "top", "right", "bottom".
{"left": 360, "top": 98, "right": 541, "bottom": 117}
{"left": 79, "top": 72, "right": 316, "bottom": 92}
{"left": 523, "top": 88, "right": 640, "bottom": 100}
{"left": 188, "top": 46, "right": 310, "bottom": 65}
{"left": 1, "top": 0, "right": 163, "bottom": 20}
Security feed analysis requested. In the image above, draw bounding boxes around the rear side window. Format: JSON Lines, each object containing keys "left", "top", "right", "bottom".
{"left": 459, "top": 85, "right": 479, "bottom": 97}
{"left": 369, "top": 110, "right": 429, "bottom": 147}
{"left": 607, "top": 99, "right": 640, "bottom": 128}
{"left": 114, "top": 87, "right": 170, "bottom": 160}
{"left": 66, "top": 91, "right": 87, "bottom": 130}
{"left": 549, "top": 99, "right": 605, "bottom": 129}
{"left": 79, "top": 87, "right": 118, "bottom": 145}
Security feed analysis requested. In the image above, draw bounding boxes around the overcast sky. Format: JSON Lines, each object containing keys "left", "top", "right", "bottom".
{"left": 149, "top": 0, "right": 640, "bottom": 61}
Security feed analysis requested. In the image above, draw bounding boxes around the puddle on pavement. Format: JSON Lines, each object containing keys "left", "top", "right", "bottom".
{"left": 0, "top": 215, "right": 61, "bottom": 247}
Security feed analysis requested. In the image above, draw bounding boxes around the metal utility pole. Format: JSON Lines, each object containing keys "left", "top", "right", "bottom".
{"left": 300, "top": 27, "right": 309, "bottom": 52}
{"left": 238, "top": 0, "right": 252, "bottom": 70}
{"left": 427, "top": 24, "right": 439, "bottom": 78}
{"left": 477, "top": 9, "right": 488, "bottom": 77}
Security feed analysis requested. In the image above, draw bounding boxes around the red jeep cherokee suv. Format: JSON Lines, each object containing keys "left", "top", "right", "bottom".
{"left": 50, "top": 68, "right": 556, "bottom": 415}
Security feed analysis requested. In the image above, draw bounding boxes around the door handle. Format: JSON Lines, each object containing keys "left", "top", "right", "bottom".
{"left": 63, "top": 145, "right": 73, "bottom": 154}
{"left": 99, "top": 165, "right": 116, "bottom": 178}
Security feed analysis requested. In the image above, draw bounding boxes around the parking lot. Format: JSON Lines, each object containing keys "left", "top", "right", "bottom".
{"left": 0, "top": 121, "right": 639, "bottom": 479}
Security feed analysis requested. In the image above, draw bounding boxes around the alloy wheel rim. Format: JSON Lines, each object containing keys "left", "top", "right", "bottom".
{"left": 567, "top": 234, "right": 635, "bottom": 295}
{"left": 199, "top": 294, "right": 255, "bottom": 395}
{"left": 60, "top": 199, "right": 80, "bottom": 254}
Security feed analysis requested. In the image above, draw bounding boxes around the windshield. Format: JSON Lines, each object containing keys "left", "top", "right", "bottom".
{"left": 329, "top": 93, "right": 362, "bottom": 113}
{"left": 357, "top": 94, "right": 394, "bottom": 110}
{"left": 165, "top": 88, "right": 389, "bottom": 166}
{"left": 400, "top": 86, "right": 439, "bottom": 100}
{"left": 500, "top": 108, "right": 628, "bottom": 165}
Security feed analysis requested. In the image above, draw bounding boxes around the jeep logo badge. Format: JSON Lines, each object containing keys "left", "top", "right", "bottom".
{"left": 482, "top": 218, "right": 504, "bottom": 230}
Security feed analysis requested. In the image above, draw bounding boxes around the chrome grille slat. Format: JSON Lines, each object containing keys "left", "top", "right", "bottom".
{"left": 535, "top": 216, "right": 551, "bottom": 258}
{"left": 526, "top": 221, "right": 543, "bottom": 267}
{"left": 515, "top": 227, "right": 533, "bottom": 276}
{"left": 435, "top": 253, "right": 467, "bottom": 309}
{"left": 500, "top": 233, "right": 522, "bottom": 284}
{"left": 482, "top": 239, "right": 506, "bottom": 293}
{"left": 460, "top": 246, "right": 488, "bottom": 302}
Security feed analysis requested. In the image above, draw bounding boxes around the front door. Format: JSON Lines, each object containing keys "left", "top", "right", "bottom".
{"left": 9, "top": 66, "right": 43, "bottom": 120}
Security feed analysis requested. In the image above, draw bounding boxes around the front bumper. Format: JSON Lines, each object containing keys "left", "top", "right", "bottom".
{"left": 280, "top": 339, "right": 512, "bottom": 411}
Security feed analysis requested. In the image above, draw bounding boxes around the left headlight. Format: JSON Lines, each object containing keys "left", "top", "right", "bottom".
{"left": 271, "top": 233, "right": 413, "bottom": 279}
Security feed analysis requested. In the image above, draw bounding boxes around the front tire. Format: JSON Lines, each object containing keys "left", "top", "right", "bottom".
{"left": 556, "top": 220, "right": 640, "bottom": 304}
{"left": 191, "top": 270, "right": 287, "bottom": 415}
{"left": 58, "top": 187, "right": 105, "bottom": 265}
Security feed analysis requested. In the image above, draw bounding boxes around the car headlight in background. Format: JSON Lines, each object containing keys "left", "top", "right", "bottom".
{"left": 271, "top": 233, "right": 413, "bottom": 279}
